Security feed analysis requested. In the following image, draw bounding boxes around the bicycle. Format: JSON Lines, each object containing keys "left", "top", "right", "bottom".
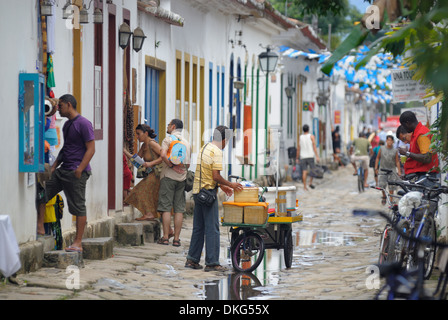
{"left": 353, "top": 192, "right": 448, "bottom": 300}
{"left": 370, "top": 184, "right": 401, "bottom": 264}
{"left": 373, "top": 169, "right": 440, "bottom": 275}
{"left": 386, "top": 179, "right": 442, "bottom": 280}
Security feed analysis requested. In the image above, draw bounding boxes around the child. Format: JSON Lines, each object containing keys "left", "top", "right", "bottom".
{"left": 374, "top": 135, "right": 402, "bottom": 205}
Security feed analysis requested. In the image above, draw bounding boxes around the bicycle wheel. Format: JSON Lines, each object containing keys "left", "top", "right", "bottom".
{"left": 283, "top": 227, "right": 293, "bottom": 268}
{"left": 378, "top": 226, "right": 391, "bottom": 264}
{"left": 387, "top": 219, "right": 410, "bottom": 266}
{"left": 416, "top": 217, "right": 437, "bottom": 280}
{"left": 231, "top": 232, "right": 265, "bottom": 273}
{"left": 358, "top": 167, "right": 365, "bottom": 192}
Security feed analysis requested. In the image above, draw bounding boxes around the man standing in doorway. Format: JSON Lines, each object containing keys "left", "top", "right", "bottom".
{"left": 37, "top": 94, "right": 95, "bottom": 253}
{"left": 296, "top": 124, "right": 320, "bottom": 191}
{"left": 157, "top": 119, "right": 191, "bottom": 247}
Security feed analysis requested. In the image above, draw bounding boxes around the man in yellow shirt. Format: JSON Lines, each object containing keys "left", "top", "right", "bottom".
{"left": 185, "top": 126, "right": 243, "bottom": 272}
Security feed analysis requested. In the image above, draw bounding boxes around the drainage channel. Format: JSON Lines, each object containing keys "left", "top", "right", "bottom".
{"left": 197, "top": 229, "right": 368, "bottom": 300}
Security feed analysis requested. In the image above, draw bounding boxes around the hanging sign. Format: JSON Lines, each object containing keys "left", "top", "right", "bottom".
{"left": 391, "top": 68, "right": 427, "bottom": 103}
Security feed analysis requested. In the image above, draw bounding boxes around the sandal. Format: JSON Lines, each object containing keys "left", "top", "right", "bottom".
{"left": 204, "top": 265, "right": 228, "bottom": 272}
{"left": 157, "top": 237, "right": 169, "bottom": 245}
{"left": 381, "top": 197, "right": 387, "bottom": 205}
{"left": 173, "top": 239, "right": 181, "bottom": 247}
{"left": 185, "top": 259, "right": 203, "bottom": 270}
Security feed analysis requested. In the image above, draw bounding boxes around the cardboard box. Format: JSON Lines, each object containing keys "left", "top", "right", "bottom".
{"left": 244, "top": 205, "right": 268, "bottom": 225}
{"left": 234, "top": 187, "right": 259, "bottom": 203}
{"left": 223, "top": 203, "right": 244, "bottom": 224}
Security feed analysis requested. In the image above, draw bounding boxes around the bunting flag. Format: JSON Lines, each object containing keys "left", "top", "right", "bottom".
{"left": 47, "top": 54, "right": 55, "bottom": 88}
{"left": 280, "top": 44, "right": 404, "bottom": 104}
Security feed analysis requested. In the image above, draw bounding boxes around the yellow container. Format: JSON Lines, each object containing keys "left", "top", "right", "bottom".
{"left": 244, "top": 205, "right": 268, "bottom": 225}
{"left": 223, "top": 203, "right": 244, "bottom": 224}
{"left": 234, "top": 187, "right": 259, "bottom": 203}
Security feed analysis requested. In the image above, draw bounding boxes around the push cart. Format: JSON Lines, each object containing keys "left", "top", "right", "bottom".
{"left": 222, "top": 176, "right": 302, "bottom": 272}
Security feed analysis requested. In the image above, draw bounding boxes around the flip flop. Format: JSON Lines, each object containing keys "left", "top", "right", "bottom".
{"left": 65, "top": 245, "right": 83, "bottom": 253}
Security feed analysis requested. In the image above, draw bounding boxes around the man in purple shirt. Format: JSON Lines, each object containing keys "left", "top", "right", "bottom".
{"left": 37, "top": 94, "right": 95, "bottom": 253}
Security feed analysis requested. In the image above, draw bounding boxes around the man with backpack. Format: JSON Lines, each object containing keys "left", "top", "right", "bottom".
{"left": 157, "top": 119, "right": 191, "bottom": 247}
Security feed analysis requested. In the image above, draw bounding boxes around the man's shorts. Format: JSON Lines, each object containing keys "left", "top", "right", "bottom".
{"left": 350, "top": 155, "right": 369, "bottom": 170}
{"left": 300, "top": 158, "right": 315, "bottom": 171}
{"left": 378, "top": 171, "right": 398, "bottom": 191}
{"left": 157, "top": 177, "right": 186, "bottom": 213}
{"left": 38, "top": 168, "right": 91, "bottom": 217}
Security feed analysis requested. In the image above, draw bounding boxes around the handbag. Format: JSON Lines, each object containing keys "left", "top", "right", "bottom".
{"left": 184, "top": 169, "right": 194, "bottom": 192}
{"left": 309, "top": 165, "right": 324, "bottom": 179}
{"left": 137, "top": 166, "right": 152, "bottom": 178}
{"left": 196, "top": 143, "right": 217, "bottom": 206}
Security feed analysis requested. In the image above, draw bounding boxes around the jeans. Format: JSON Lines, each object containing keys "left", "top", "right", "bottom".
{"left": 186, "top": 194, "right": 220, "bottom": 266}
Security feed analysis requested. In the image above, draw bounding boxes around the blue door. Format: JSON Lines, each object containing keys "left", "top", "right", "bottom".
{"left": 145, "top": 66, "right": 159, "bottom": 142}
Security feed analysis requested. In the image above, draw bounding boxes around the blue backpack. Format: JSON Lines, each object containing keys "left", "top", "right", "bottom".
{"left": 167, "top": 135, "right": 187, "bottom": 165}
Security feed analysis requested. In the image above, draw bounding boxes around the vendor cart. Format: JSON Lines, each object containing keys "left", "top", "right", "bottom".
{"left": 222, "top": 177, "right": 302, "bottom": 272}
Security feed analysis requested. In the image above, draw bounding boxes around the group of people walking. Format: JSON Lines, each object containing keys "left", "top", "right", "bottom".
{"left": 350, "top": 110, "right": 440, "bottom": 204}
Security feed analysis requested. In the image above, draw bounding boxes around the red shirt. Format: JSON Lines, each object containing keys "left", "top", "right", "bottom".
{"left": 404, "top": 122, "right": 439, "bottom": 174}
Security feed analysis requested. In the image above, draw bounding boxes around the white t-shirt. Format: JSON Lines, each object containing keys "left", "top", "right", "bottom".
{"left": 299, "top": 133, "right": 315, "bottom": 159}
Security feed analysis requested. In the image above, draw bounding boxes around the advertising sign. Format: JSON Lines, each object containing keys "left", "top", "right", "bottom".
{"left": 391, "top": 68, "right": 427, "bottom": 103}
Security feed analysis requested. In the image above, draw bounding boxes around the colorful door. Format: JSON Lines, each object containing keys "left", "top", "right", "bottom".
{"left": 145, "top": 66, "right": 159, "bottom": 142}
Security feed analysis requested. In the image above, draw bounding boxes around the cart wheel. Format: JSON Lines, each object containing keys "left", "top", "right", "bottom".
{"left": 283, "top": 228, "right": 293, "bottom": 268}
{"left": 230, "top": 228, "right": 240, "bottom": 247}
{"left": 231, "top": 232, "right": 265, "bottom": 273}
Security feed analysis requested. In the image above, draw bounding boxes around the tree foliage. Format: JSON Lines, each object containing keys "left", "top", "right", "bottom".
{"left": 320, "top": 0, "right": 448, "bottom": 166}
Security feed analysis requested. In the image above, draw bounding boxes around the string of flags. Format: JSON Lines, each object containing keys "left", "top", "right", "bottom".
{"left": 279, "top": 44, "right": 405, "bottom": 104}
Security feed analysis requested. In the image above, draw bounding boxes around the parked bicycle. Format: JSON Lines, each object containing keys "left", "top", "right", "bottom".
{"left": 354, "top": 202, "right": 448, "bottom": 300}
{"left": 387, "top": 178, "right": 444, "bottom": 280}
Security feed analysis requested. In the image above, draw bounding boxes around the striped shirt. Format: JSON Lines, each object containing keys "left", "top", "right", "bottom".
{"left": 192, "top": 143, "right": 223, "bottom": 194}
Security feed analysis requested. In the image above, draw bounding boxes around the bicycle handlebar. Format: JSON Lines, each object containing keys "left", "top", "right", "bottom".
{"left": 353, "top": 209, "right": 448, "bottom": 248}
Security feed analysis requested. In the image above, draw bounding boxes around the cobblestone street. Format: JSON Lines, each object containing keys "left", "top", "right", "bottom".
{"left": 0, "top": 166, "right": 440, "bottom": 302}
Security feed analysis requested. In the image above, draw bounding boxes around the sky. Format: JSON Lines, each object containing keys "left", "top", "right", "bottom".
{"left": 348, "top": 0, "right": 370, "bottom": 14}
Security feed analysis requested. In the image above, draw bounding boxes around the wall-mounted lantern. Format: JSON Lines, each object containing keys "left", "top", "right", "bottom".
{"left": 119, "top": 22, "right": 133, "bottom": 49}
{"left": 61, "top": 0, "right": 103, "bottom": 24}
{"left": 41, "top": 0, "right": 53, "bottom": 16}
{"left": 258, "top": 47, "right": 278, "bottom": 73}
{"left": 132, "top": 27, "right": 147, "bottom": 52}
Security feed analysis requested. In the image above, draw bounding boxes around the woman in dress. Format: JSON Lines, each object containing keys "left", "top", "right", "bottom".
{"left": 124, "top": 124, "right": 162, "bottom": 221}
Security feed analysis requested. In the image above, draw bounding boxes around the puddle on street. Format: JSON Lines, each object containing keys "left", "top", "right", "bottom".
{"left": 198, "top": 228, "right": 368, "bottom": 300}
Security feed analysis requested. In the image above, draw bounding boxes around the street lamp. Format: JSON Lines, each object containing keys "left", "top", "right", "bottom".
{"left": 317, "top": 76, "right": 330, "bottom": 96}
{"left": 119, "top": 23, "right": 133, "bottom": 50}
{"left": 132, "top": 27, "right": 147, "bottom": 52}
{"left": 41, "top": 0, "right": 53, "bottom": 16}
{"left": 258, "top": 47, "right": 278, "bottom": 73}
{"left": 93, "top": 7, "right": 103, "bottom": 24}
{"left": 285, "top": 86, "right": 295, "bottom": 99}
{"left": 79, "top": 4, "right": 89, "bottom": 24}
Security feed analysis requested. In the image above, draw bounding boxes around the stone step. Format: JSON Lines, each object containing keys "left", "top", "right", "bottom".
{"left": 81, "top": 237, "right": 114, "bottom": 260}
{"left": 43, "top": 250, "right": 84, "bottom": 269}
{"left": 115, "top": 223, "right": 144, "bottom": 246}
{"left": 37, "top": 235, "right": 56, "bottom": 252}
{"left": 135, "top": 220, "right": 161, "bottom": 243}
